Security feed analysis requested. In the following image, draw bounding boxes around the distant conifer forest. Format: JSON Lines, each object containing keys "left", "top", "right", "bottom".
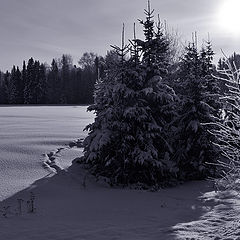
{"left": 0, "top": 52, "right": 108, "bottom": 104}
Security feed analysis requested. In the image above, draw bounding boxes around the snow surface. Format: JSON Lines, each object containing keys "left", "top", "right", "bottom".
{"left": 1, "top": 106, "right": 239, "bottom": 239}
{"left": 0, "top": 106, "right": 93, "bottom": 201}
{"left": 0, "top": 164, "right": 215, "bottom": 240}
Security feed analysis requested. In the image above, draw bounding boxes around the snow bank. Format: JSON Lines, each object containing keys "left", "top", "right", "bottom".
{"left": 173, "top": 189, "right": 240, "bottom": 239}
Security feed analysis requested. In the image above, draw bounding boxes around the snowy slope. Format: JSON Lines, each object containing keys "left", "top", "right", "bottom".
{"left": 0, "top": 161, "right": 216, "bottom": 240}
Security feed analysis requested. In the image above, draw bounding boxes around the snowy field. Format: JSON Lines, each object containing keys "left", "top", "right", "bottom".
{"left": 0, "top": 106, "right": 240, "bottom": 239}
{"left": 0, "top": 106, "right": 93, "bottom": 201}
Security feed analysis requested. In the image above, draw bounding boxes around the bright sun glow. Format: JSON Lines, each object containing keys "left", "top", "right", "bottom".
{"left": 217, "top": 0, "right": 240, "bottom": 35}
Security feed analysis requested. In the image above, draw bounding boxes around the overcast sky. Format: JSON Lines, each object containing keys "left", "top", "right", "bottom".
{"left": 0, "top": 0, "right": 239, "bottom": 71}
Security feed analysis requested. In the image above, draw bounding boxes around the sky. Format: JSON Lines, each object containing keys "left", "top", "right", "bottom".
{"left": 0, "top": 0, "right": 239, "bottom": 71}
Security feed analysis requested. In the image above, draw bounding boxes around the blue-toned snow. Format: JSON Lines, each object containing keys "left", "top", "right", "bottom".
{"left": 0, "top": 106, "right": 239, "bottom": 239}
{"left": 0, "top": 106, "right": 93, "bottom": 201}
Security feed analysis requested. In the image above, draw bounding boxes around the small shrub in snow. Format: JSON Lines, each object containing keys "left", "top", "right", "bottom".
{"left": 0, "top": 192, "right": 37, "bottom": 218}
{"left": 17, "top": 198, "right": 24, "bottom": 215}
{"left": 27, "top": 192, "right": 36, "bottom": 213}
{"left": 1, "top": 206, "right": 11, "bottom": 218}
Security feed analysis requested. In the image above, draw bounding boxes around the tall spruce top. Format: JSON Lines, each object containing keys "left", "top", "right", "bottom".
{"left": 140, "top": 0, "right": 155, "bottom": 42}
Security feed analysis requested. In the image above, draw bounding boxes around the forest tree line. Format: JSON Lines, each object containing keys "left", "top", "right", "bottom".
{"left": 0, "top": 52, "right": 111, "bottom": 104}
{"left": 0, "top": 44, "right": 239, "bottom": 106}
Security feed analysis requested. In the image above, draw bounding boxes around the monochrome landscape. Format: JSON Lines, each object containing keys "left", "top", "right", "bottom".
{"left": 1, "top": 0, "right": 240, "bottom": 239}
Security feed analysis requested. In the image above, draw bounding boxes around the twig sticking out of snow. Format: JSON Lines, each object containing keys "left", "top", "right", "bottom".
{"left": 27, "top": 192, "right": 36, "bottom": 213}
{"left": 1, "top": 206, "right": 11, "bottom": 218}
{"left": 0, "top": 192, "right": 37, "bottom": 219}
{"left": 17, "top": 198, "right": 24, "bottom": 215}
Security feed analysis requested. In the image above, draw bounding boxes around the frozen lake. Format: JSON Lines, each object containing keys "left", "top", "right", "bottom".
{"left": 0, "top": 106, "right": 94, "bottom": 201}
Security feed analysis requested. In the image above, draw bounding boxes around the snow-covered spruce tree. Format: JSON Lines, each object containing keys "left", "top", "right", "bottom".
{"left": 2, "top": 71, "right": 10, "bottom": 104}
{"left": 173, "top": 42, "right": 220, "bottom": 180}
{"left": 82, "top": 3, "right": 177, "bottom": 187}
{"left": 8, "top": 66, "right": 23, "bottom": 104}
{"left": 9, "top": 66, "right": 18, "bottom": 104}
{"left": 47, "top": 59, "right": 61, "bottom": 104}
{"left": 212, "top": 59, "right": 240, "bottom": 190}
{"left": 35, "top": 63, "right": 47, "bottom": 104}
{"left": 135, "top": 2, "right": 178, "bottom": 179}
{"left": 199, "top": 40, "right": 221, "bottom": 114}
{"left": 24, "top": 58, "right": 35, "bottom": 104}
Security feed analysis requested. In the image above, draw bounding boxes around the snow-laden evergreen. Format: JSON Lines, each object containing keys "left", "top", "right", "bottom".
{"left": 82, "top": 3, "right": 177, "bottom": 186}
{"left": 173, "top": 42, "right": 220, "bottom": 180}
